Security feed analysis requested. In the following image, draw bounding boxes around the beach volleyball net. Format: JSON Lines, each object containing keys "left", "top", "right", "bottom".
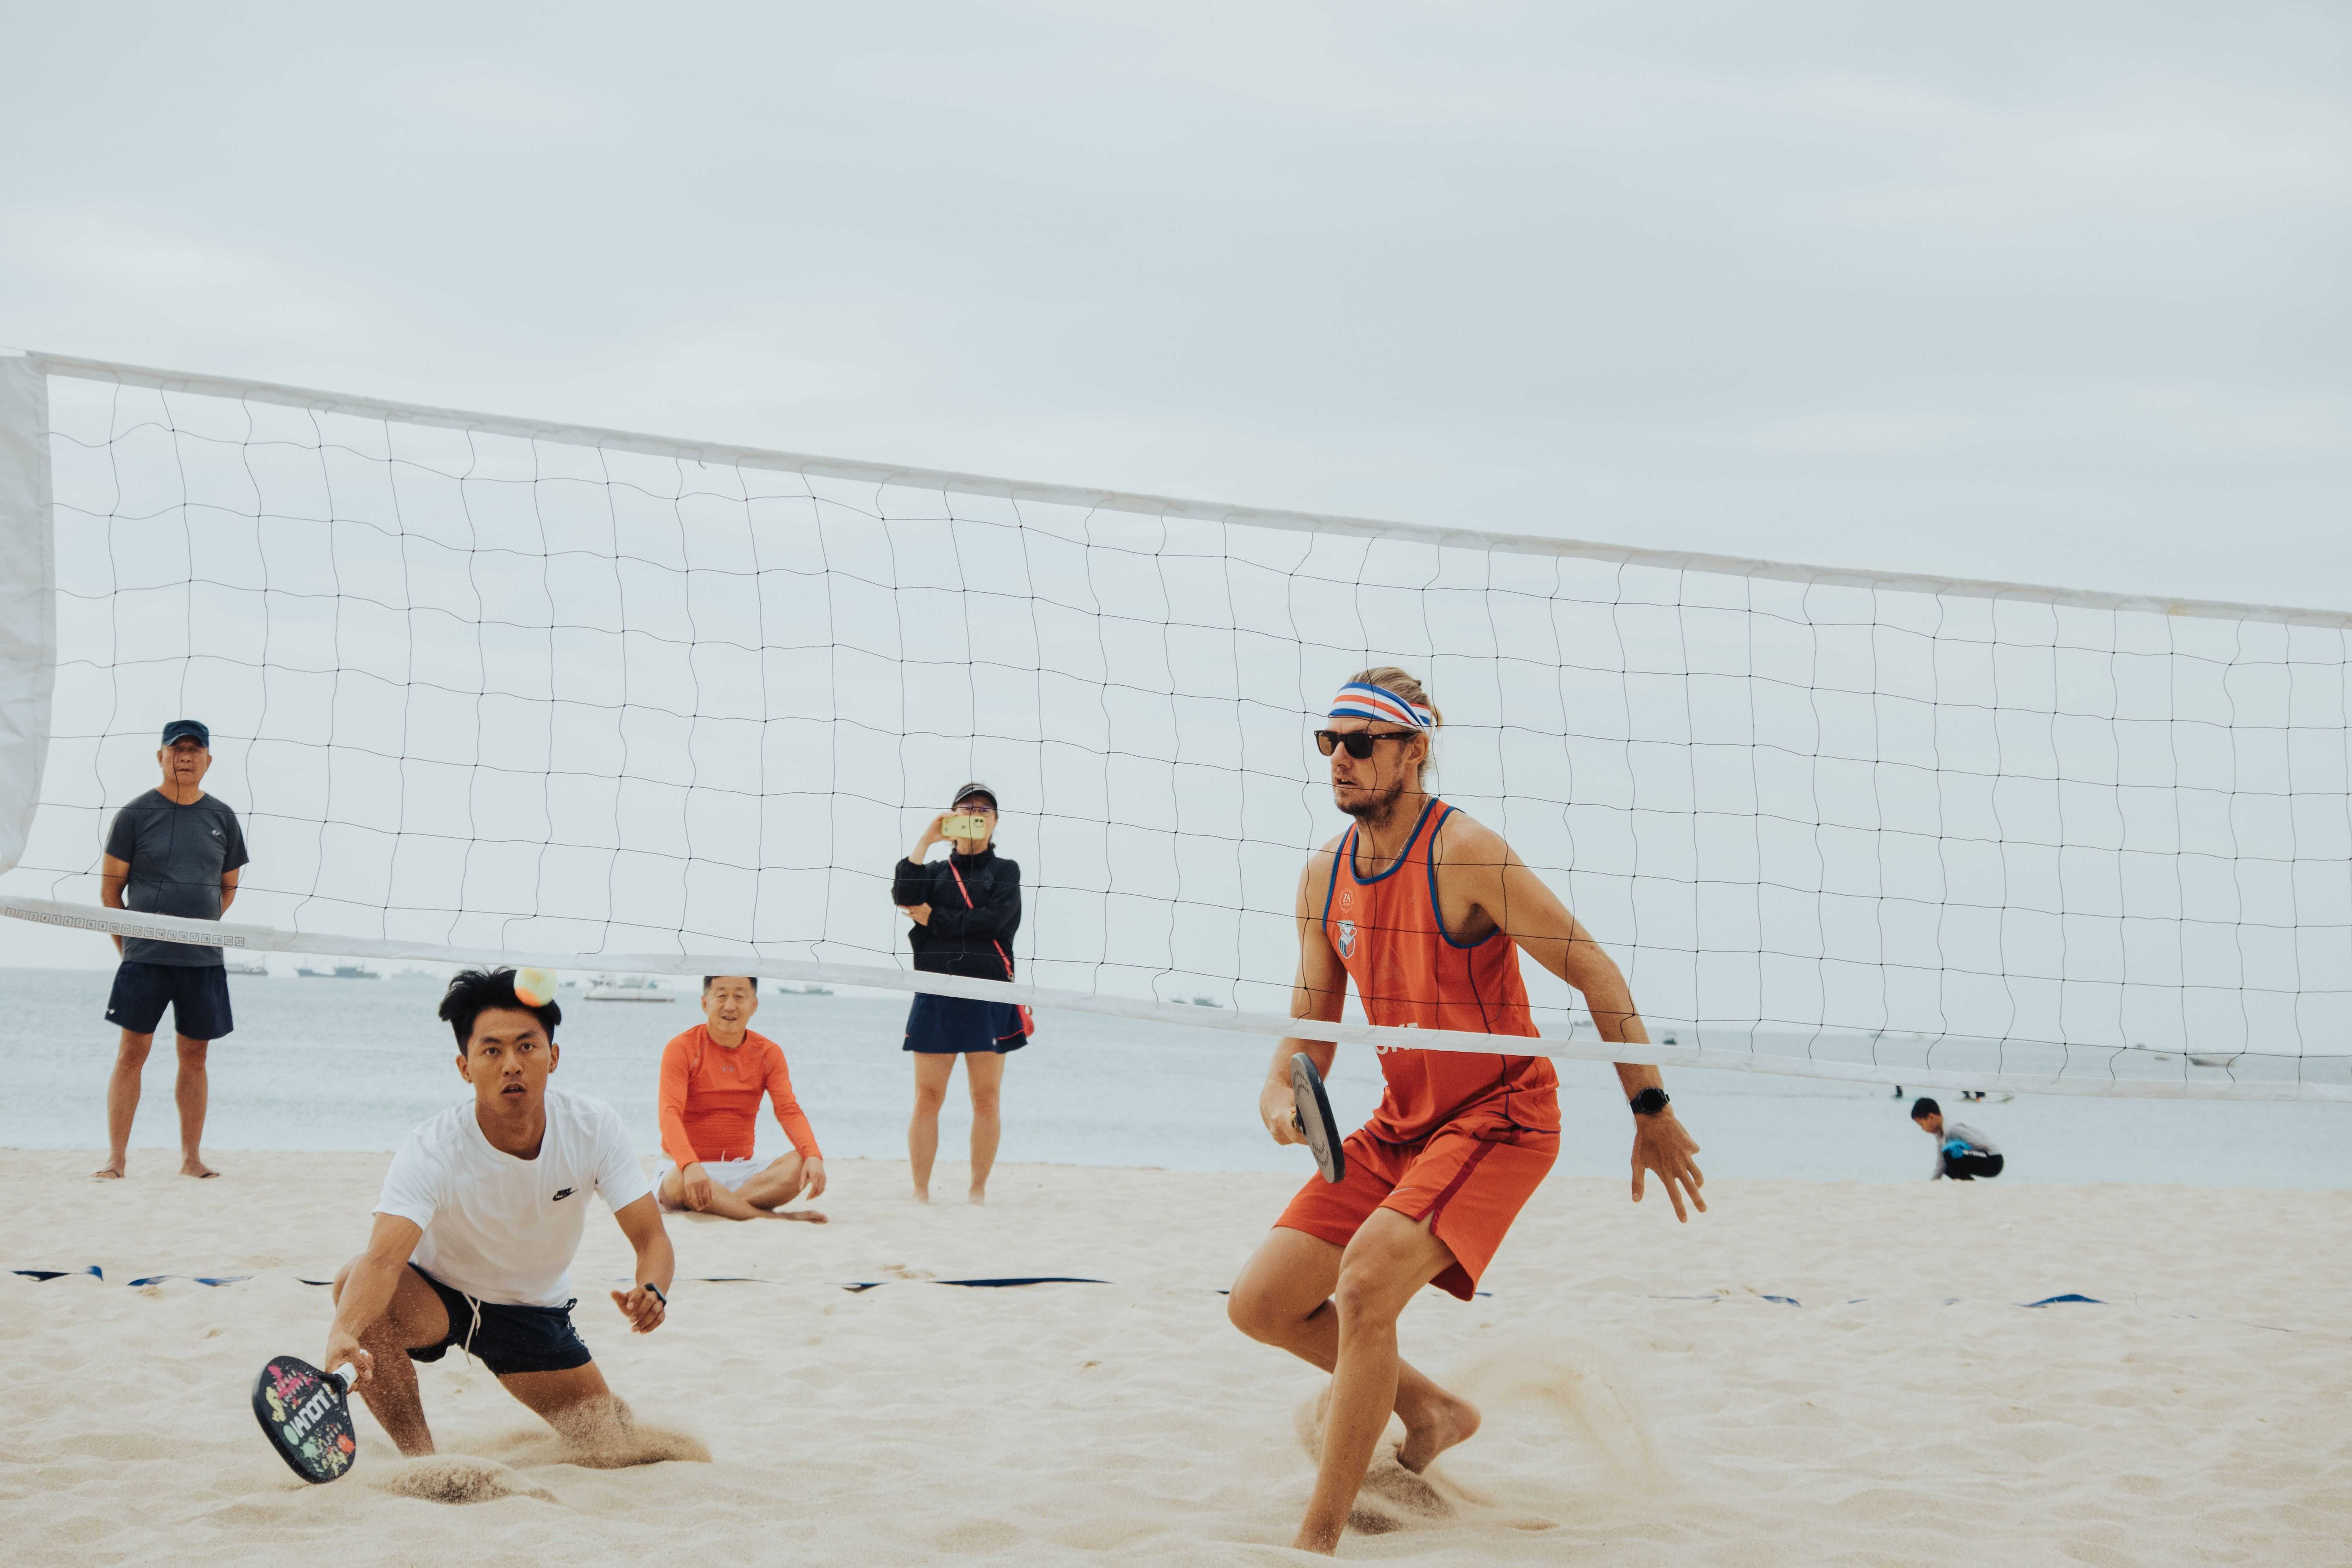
{"left": 1, "top": 351, "right": 2347, "bottom": 1101}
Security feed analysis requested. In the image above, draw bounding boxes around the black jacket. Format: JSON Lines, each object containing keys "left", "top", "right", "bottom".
{"left": 893, "top": 847, "right": 1022, "bottom": 981}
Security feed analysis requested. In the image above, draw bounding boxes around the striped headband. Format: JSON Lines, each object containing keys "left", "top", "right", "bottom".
{"left": 1329, "top": 681, "right": 1434, "bottom": 731}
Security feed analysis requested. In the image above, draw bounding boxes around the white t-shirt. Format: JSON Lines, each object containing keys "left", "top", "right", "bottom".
{"left": 375, "top": 1088, "right": 652, "bottom": 1308}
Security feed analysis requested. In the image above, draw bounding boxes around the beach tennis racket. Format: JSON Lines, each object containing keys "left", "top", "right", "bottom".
{"left": 252, "top": 1355, "right": 357, "bottom": 1484}
{"left": 1289, "top": 1052, "right": 1346, "bottom": 1184}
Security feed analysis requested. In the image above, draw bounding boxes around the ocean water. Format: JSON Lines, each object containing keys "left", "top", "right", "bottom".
{"left": 1, "top": 967, "right": 2345, "bottom": 1188}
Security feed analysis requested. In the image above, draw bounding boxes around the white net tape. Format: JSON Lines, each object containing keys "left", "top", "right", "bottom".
{"left": 3, "top": 354, "right": 2347, "bottom": 1099}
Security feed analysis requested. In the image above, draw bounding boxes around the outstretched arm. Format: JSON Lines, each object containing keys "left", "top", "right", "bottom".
{"left": 608, "top": 1194, "right": 675, "bottom": 1332}
{"left": 1260, "top": 848, "right": 1349, "bottom": 1146}
{"left": 1454, "top": 822, "right": 1707, "bottom": 1221}
{"left": 324, "top": 1213, "right": 423, "bottom": 1385}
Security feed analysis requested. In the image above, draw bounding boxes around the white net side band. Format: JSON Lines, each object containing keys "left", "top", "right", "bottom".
{"left": 4, "top": 351, "right": 2348, "bottom": 1103}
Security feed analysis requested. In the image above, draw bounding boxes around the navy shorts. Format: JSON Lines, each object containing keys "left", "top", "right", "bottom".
{"left": 104, "top": 960, "right": 234, "bottom": 1040}
{"left": 405, "top": 1265, "right": 592, "bottom": 1376}
{"left": 903, "top": 993, "right": 1027, "bottom": 1054}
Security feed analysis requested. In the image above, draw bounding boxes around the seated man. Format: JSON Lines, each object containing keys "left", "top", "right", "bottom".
{"left": 655, "top": 975, "right": 829, "bottom": 1222}
{"left": 325, "top": 968, "right": 675, "bottom": 1456}
{"left": 1911, "top": 1096, "right": 2004, "bottom": 1180}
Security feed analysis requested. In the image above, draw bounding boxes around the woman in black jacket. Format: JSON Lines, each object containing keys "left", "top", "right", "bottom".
{"left": 892, "top": 782, "right": 1025, "bottom": 1203}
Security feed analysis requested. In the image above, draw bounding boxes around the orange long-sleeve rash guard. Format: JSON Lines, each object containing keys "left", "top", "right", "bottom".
{"left": 657, "top": 1025, "right": 824, "bottom": 1167}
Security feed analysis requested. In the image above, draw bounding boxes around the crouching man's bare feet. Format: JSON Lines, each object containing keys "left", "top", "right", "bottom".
{"left": 769, "top": 1208, "right": 828, "bottom": 1223}
{"left": 1396, "top": 1389, "right": 1480, "bottom": 1473}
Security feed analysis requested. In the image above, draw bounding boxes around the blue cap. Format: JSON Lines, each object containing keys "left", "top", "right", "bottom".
{"left": 160, "top": 719, "right": 210, "bottom": 748}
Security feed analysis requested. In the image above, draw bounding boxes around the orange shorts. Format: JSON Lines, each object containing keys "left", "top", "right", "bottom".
{"left": 1274, "top": 1106, "right": 1560, "bottom": 1301}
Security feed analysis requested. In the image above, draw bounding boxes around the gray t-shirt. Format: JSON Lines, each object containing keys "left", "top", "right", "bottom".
{"left": 104, "top": 789, "right": 249, "bottom": 966}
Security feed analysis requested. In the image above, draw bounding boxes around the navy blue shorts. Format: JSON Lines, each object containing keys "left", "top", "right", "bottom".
{"left": 903, "top": 993, "right": 1027, "bottom": 1054}
{"left": 405, "top": 1265, "right": 593, "bottom": 1376}
{"left": 104, "top": 960, "right": 234, "bottom": 1040}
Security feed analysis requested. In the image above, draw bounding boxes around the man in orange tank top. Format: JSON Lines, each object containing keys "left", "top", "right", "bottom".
{"left": 1227, "top": 668, "right": 1707, "bottom": 1555}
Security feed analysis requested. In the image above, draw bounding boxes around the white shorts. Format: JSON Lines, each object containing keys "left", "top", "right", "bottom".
{"left": 657, "top": 1156, "right": 775, "bottom": 1208}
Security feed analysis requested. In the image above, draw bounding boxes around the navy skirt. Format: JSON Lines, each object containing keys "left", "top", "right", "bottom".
{"left": 904, "top": 992, "right": 1027, "bottom": 1054}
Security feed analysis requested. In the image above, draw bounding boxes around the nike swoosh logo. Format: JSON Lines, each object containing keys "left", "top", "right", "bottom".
{"left": 552, "top": 1187, "right": 575, "bottom": 1201}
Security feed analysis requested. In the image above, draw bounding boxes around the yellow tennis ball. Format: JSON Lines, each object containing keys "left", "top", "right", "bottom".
{"left": 513, "top": 967, "right": 558, "bottom": 1007}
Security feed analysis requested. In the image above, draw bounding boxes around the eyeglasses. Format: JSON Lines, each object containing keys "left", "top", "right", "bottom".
{"left": 1313, "top": 729, "right": 1419, "bottom": 760}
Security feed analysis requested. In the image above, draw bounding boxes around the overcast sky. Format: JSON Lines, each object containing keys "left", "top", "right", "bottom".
{"left": 2, "top": 2, "right": 2344, "bottom": 610}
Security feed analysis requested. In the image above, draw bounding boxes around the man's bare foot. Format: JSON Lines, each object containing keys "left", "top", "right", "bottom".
{"left": 1396, "top": 1390, "right": 1481, "bottom": 1473}
{"left": 180, "top": 1158, "right": 220, "bottom": 1178}
{"left": 968, "top": 1188, "right": 986, "bottom": 1206}
{"left": 770, "top": 1208, "right": 828, "bottom": 1223}
{"left": 912, "top": 1189, "right": 929, "bottom": 1203}
{"left": 92, "top": 1163, "right": 125, "bottom": 1180}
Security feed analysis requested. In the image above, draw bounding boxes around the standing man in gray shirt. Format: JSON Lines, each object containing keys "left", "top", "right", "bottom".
{"left": 95, "top": 719, "right": 249, "bottom": 1180}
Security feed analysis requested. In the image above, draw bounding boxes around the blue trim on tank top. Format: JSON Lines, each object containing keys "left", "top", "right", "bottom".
{"left": 1425, "top": 805, "right": 1501, "bottom": 950}
{"left": 1320, "top": 830, "right": 1349, "bottom": 927}
{"left": 1347, "top": 798, "right": 1439, "bottom": 885}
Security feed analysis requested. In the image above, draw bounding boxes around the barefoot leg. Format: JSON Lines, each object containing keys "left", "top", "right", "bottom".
{"left": 964, "top": 1050, "right": 1004, "bottom": 1202}
{"left": 908, "top": 1053, "right": 952, "bottom": 1201}
{"left": 98, "top": 1030, "right": 153, "bottom": 1177}
{"left": 1291, "top": 1209, "right": 1460, "bottom": 1554}
{"left": 331, "top": 1258, "right": 453, "bottom": 1457}
{"left": 1227, "top": 1225, "right": 1480, "bottom": 1481}
{"left": 174, "top": 1034, "right": 217, "bottom": 1177}
{"left": 738, "top": 1155, "right": 827, "bottom": 1221}
{"left": 497, "top": 1360, "right": 629, "bottom": 1452}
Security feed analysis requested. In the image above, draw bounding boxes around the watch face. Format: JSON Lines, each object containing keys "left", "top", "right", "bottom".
{"left": 1631, "top": 1087, "right": 1669, "bottom": 1115}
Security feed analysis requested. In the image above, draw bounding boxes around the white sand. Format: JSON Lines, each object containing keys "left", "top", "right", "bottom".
{"left": 2, "top": 1150, "right": 2347, "bottom": 1564}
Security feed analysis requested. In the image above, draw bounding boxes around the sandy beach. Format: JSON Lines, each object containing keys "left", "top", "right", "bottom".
{"left": 2, "top": 1149, "right": 2347, "bottom": 1564}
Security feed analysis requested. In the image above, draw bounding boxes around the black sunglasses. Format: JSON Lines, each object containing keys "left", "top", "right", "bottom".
{"left": 1314, "top": 729, "right": 1419, "bottom": 760}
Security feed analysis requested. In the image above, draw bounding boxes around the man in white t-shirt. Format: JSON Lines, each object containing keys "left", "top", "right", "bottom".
{"left": 323, "top": 968, "right": 677, "bottom": 1456}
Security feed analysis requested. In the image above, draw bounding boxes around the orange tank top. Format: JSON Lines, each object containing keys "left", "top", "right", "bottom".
{"left": 1321, "top": 798, "right": 1561, "bottom": 1139}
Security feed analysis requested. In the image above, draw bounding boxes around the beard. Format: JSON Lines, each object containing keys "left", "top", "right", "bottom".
{"left": 1335, "top": 773, "right": 1408, "bottom": 823}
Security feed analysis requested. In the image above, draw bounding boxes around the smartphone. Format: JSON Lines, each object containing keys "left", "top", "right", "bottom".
{"left": 943, "top": 813, "right": 990, "bottom": 839}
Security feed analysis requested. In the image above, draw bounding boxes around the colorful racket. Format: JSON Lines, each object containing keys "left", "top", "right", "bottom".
{"left": 1290, "top": 1052, "right": 1346, "bottom": 1184}
{"left": 252, "top": 1355, "right": 357, "bottom": 1484}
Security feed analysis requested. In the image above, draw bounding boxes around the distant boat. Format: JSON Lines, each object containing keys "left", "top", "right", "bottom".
{"left": 775, "top": 982, "right": 832, "bottom": 996}
{"left": 296, "top": 964, "right": 379, "bottom": 980}
{"left": 2187, "top": 1053, "right": 2240, "bottom": 1069}
{"left": 585, "top": 975, "right": 674, "bottom": 1002}
{"left": 223, "top": 956, "right": 269, "bottom": 977}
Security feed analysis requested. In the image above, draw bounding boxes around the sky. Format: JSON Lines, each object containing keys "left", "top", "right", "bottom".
{"left": 2, "top": 2, "right": 2349, "bottom": 984}
{"left": 2, "top": 2, "right": 2344, "bottom": 604}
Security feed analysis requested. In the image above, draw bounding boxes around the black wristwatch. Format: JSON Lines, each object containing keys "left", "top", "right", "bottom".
{"left": 1629, "top": 1087, "right": 1670, "bottom": 1117}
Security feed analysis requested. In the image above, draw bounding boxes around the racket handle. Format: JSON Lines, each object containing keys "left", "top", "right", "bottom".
{"left": 328, "top": 1371, "right": 350, "bottom": 1396}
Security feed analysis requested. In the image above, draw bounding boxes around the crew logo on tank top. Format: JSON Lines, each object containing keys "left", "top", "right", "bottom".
{"left": 1319, "top": 798, "right": 1561, "bottom": 1139}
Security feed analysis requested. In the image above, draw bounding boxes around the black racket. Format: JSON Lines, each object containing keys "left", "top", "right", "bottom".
{"left": 252, "top": 1355, "right": 358, "bottom": 1484}
{"left": 1289, "top": 1052, "right": 1346, "bottom": 1184}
